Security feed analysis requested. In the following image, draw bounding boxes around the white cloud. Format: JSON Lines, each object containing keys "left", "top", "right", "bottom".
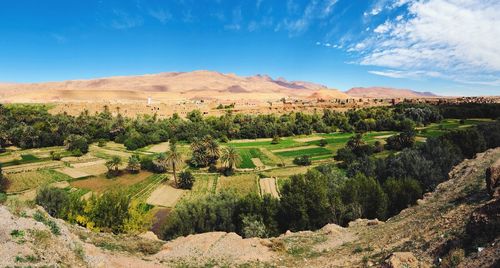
{"left": 111, "top": 9, "right": 143, "bottom": 29}
{"left": 282, "top": 0, "right": 339, "bottom": 36}
{"left": 51, "top": 33, "right": 67, "bottom": 44}
{"left": 225, "top": 7, "right": 243, "bottom": 31}
{"left": 149, "top": 9, "right": 172, "bottom": 24}
{"left": 354, "top": 0, "right": 500, "bottom": 86}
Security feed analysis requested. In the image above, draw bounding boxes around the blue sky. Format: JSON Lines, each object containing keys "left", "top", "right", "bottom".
{"left": 0, "top": 0, "right": 499, "bottom": 96}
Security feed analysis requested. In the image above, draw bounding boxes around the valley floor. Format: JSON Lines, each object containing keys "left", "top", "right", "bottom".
{"left": 1, "top": 148, "right": 499, "bottom": 267}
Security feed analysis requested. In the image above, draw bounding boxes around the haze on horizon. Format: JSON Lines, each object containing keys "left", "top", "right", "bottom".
{"left": 0, "top": 0, "right": 499, "bottom": 96}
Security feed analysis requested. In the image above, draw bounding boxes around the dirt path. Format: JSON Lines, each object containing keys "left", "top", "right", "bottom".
{"left": 293, "top": 136, "right": 323, "bottom": 142}
{"left": 260, "top": 178, "right": 279, "bottom": 198}
{"left": 251, "top": 158, "right": 265, "bottom": 168}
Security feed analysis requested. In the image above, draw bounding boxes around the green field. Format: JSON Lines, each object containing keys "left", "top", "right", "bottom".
{"left": 274, "top": 147, "right": 332, "bottom": 158}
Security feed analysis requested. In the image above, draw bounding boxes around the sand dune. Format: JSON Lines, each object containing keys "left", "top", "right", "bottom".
{"left": 0, "top": 70, "right": 349, "bottom": 103}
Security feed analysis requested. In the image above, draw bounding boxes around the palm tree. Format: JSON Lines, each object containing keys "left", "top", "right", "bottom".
{"left": 126, "top": 155, "right": 141, "bottom": 173}
{"left": 106, "top": 156, "right": 122, "bottom": 175}
{"left": 221, "top": 147, "right": 241, "bottom": 171}
{"left": 153, "top": 153, "right": 168, "bottom": 172}
{"left": 166, "top": 143, "right": 183, "bottom": 187}
{"left": 203, "top": 136, "right": 220, "bottom": 165}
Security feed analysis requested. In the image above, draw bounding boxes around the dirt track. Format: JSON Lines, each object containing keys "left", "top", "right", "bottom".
{"left": 259, "top": 178, "right": 279, "bottom": 198}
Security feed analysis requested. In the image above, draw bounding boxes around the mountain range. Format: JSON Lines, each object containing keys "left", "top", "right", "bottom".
{"left": 0, "top": 71, "right": 438, "bottom": 103}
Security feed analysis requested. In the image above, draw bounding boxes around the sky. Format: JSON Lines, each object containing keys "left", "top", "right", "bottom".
{"left": 0, "top": 0, "right": 499, "bottom": 96}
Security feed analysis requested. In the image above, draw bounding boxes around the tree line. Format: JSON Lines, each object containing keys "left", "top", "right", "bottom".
{"left": 0, "top": 103, "right": 445, "bottom": 152}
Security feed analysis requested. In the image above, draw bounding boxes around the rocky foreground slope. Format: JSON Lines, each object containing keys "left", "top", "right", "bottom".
{"left": 1, "top": 148, "right": 499, "bottom": 267}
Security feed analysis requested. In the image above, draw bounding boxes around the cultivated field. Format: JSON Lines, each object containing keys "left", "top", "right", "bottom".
{"left": 69, "top": 171, "right": 153, "bottom": 193}
{"left": 5, "top": 169, "right": 71, "bottom": 193}
{"left": 217, "top": 173, "right": 258, "bottom": 196}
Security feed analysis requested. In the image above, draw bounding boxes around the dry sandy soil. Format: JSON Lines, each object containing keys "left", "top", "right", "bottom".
{"left": 259, "top": 178, "right": 279, "bottom": 198}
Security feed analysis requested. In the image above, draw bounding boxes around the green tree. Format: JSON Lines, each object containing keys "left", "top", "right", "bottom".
{"left": 178, "top": 171, "right": 195, "bottom": 189}
{"left": 89, "top": 190, "right": 130, "bottom": 234}
{"left": 64, "top": 134, "right": 89, "bottom": 154}
{"left": 383, "top": 178, "right": 422, "bottom": 215}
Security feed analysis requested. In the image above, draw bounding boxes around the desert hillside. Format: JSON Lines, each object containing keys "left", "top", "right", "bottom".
{"left": 1, "top": 148, "right": 498, "bottom": 267}
{"left": 346, "top": 87, "right": 438, "bottom": 98}
{"left": 0, "top": 71, "right": 349, "bottom": 103}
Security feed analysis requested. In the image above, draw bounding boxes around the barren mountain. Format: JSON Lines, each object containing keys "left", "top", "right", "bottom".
{"left": 2, "top": 148, "right": 498, "bottom": 267}
{"left": 0, "top": 71, "right": 349, "bottom": 103}
{"left": 346, "top": 87, "right": 438, "bottom": 98}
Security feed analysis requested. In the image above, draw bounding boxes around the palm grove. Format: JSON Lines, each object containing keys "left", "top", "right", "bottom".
{"left": 0, "top": 103, "right": 499, "bottom": 239}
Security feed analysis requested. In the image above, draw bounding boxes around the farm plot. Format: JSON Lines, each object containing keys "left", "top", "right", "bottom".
{"left": 262, "top": 165, "right": 312, "bottom": 178}
{"left": 146, "top": 184, "right": 185, "bottom": 207}
{"left": 89, "top": 145, "right": 132, "bottom": 159}
{"left": 70, "top": 171, "right": 153, "bottom": 193}
{"left": 129, "top": 174, "right": 167, "bottom": 201}
{"left": 259, "top": 178, "right": 279, "bottom": 198}
{"left": 217, "top": 173, "right": 258, "bottom": 197}
{"left": 73, "top": 164, "right": 108, "bottom": 176}
{"left": 1, "top": 154, "right": 47, "bottom": 167}
{"left": 183, "top": 174, "right": 218, "bottom": 200}
{"left": 70, "top": 159, "right": 107, "bottom": 168}
{"left": 235, "top": 148, "right": 275, "bottom": 169}
{"left": 293, "top": 136, "right": 323, "bottom": 143}
{"left": 236, "top": 148, "right": 256, "bottom": 169}
{"left": 5, "top": 169, "right": 72, "bottom": 193}
{"left": 2, "top": 161, "right": 64, "bottom": 174}
{"left": 145, "top": 142, "right": 170, "bottom": 153}
{"left": 274, "top": 147, "right": 332, "bottom": 158}
{"left": 56, "top": 167, "right": 91, "bottom": 179}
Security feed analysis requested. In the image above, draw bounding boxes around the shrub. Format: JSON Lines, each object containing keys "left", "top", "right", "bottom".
{"left": 318, "top": 139, "right": 328, "bottom": 147}
{"left": 293, "top": 155, "right": 311, "bottom": 166}
{"left": 97, "top": 139, "right": 106, "bottom": 147}
{"left": 178, "top": 171, "right": 195, "bottom": 189}
{"left": 71, "top": 149, "right": 83, "bottom": 157}
{"left": 271, "top": 135, "right": 281, "bottom": 144}
{"left": 208, "top": 164, "right": 218, "bottom": 173}
{"left": 241, "top": 215, "right": 267, "bottom": 238}
{"left": 35, "top": 187, "right": 69, "bottom": 218}
{"left": 50, "top": 151, "right": 62, "bottom": 160}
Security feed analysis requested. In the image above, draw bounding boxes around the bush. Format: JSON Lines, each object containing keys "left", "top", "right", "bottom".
{"left": 271, "top": 135, "right": 281, "bottom": 144}
{"left": 35, "top": 187, "right": 69, "bottom": 218}
{"left": 97, "top": 139, "right": 106, "bottom": 147}
{"left": 50, "top": 151, "right": 62, "bottom": 160}
{"left": 241, "top": 215, "right": 267, "bottom": 238}
{"left": 318, "top": 139, "right": 328, "bottom": 147}
{"left": 178, "top": 171, "right": 195, "bottom": 189}
{"left": 71, "top": 149, "right": 83, "bottom": 157}
{"left": 293, "top": 155, "right": 311, "bottom": 166}
{"left": 208, "top": 164, "right": 218, "bottom": 173}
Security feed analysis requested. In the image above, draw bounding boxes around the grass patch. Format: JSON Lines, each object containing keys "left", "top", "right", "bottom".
{"left": 5, "top": 169, "right": 71, "bottom": 193}
{"left": 274, "top": 147, "right": 332, "bottom": 158}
